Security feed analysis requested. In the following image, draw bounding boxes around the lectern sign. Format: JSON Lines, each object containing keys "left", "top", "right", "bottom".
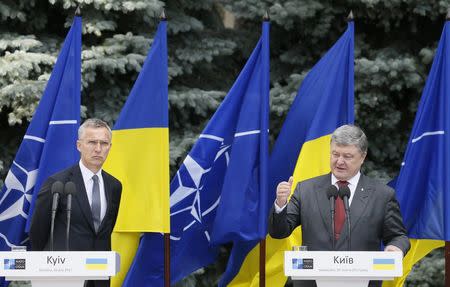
{"left": 285, "top": 251, "right": 402, "bottom": 278}
{"left": 285, "top": 251, "right": 403, "bottom": 287}
{"left": 0, "top": 251, "right": 119, "bottom": 287}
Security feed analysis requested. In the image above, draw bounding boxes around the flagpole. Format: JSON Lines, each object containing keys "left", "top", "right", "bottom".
{"left": 157, "top": 8, "right": 170, "bottom": 287}
{"left": 258, "top": 10, "right": 269, "bottom": 287}
{"left": 259, "top": 239, "right": 266, "bottom": 287}
{"left": 164, "top": 233, "right": 170, "bottom": 287}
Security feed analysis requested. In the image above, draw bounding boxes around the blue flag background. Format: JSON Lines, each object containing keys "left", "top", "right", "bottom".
{"left": 395, "top": 21, "right": 450, "bottom": 240}
{"left": 122, "top": 21, "right": 270, "bottom": 287}
{"left": 224, "top": 21, "right": 354, "bottom": 286}
{"left": 0, "top": 16, "right": 81, "bottom": 286}
{"left": 381, "top": 19, "right": 449, "bottom": 287}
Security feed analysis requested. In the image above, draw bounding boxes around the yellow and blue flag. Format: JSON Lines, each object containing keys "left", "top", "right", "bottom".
{"left": 122, "top": 20, "right": 270, "bottom": 287}
{"left": 382, "top": 18, "right": 450, "bottom": 287}
{"left": 373, "top": 258, "right": 396, "bottom": 271}
{"left": 103, "top": 20, "right": 169, "bottom": 287}
{"left": 0, "top": 15, "right": 81, "bottom": 286}
{"left": 225, "top": 20, "right": 354, "bottom": 287}
{"left": 85, "top": 258, "right": 108, "bottom": 270}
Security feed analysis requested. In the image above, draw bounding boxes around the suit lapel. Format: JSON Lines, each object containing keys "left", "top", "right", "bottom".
{"left": 71, "top": 165, "right": 96, "bottom": 232}
{"left": 314, "top": 174, "right": 334, "bottom": 243}
{"left": 349, "top": 174, "right": 371, "bottom": 230}
{"left": 98, "top": 171, "right": 113, "bottom": 232}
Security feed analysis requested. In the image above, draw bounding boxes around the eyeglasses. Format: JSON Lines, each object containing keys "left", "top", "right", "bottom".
{"left": 81, "top": 139, "right": 111, "bottom": 149}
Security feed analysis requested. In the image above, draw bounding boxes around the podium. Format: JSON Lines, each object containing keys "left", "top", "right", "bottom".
{"left": 285, "top": 251, "right": 403, "bottom": 287}
{"left": 0, "top": 251, "right": 119, "bottom": 287}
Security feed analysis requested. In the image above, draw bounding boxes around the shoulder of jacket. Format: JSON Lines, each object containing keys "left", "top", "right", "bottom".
{"left": 102, "top": 170, "right": 122, "bottom": 187}
{"left": 49, "top": 164, "right": 78, "bottom": 181}
{"left": 361, "top": 175, "right": 395, "bottom": 198}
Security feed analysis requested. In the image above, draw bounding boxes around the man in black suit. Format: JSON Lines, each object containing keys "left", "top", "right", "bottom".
{"left": 30, "top": 118, "right": 122, "bottom": 287}
{"left": 269, "top": 125, "right": 410, "bottom": 287}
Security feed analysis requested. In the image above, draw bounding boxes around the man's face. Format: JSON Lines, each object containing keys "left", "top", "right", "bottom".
{"left": 330, "top": 142, "right": 366, "bottom": 181}
{"left": 77, "top": 127, "right": 112, "bottom": 173}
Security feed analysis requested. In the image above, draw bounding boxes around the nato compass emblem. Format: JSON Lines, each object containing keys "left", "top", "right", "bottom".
{"left": 170, "top": 137, "right": 230, "bottom": 243}
{"left": 0, "top": 161, "right": 37, "bottom": 248}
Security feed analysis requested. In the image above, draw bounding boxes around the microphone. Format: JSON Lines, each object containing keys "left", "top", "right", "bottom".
{"left": 50, "top": 181, "right": 64, "bottom": 251}
{"left": 338, "top": 185, "right": 351, "bottom": 250}
{"left": 326, "top": 185, "right": 338, "bottom": 249}
{"left": 64, "top": 182, "right": 76, "bottom": 251}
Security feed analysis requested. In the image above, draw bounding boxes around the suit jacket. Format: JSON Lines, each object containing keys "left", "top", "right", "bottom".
{"left": 30, "top": 164, "right": 122, "bottom": 252}
{"left": 269, "top": 173, "right": 410, "bottom": 287}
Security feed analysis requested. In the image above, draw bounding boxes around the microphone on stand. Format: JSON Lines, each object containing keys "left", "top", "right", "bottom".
{"left": 50, "top": 181, "right": 64, "bottom": 251}
{"left": 338, "top": 185, "right": 351, "bottom": 251}
{"left": 326, "top": 185, "right": 339, "bottom": 250}
{"left": 64, "top": 182, "right": 77, "bottom": 251}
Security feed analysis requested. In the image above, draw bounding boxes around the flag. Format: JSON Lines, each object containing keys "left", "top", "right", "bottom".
{"left": 0, "top": 15, "right": 81, "bottom": 285}
{"left": 225, "top": 20, "right": 354, "bottom": 286}
{"left": 210, "top": 19, "right": 269, "bottom": 245}
{"left": 381, "top": 18, "right": 450, "bottom": 287}
{"left": 122, "top": 20, "right": 270, "bottom": 287}
{"left": 102, "top": 20, "right": 169, "bottom": 287}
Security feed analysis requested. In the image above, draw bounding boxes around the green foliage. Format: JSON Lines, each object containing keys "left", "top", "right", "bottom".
{"left": 406, "top": 247, "right": 445, "bottom": 287}
{"left": 0, "top": 0, "right": 238, "bottom": 179}
{"left": 0, "top": 0, "right": 446, "bottom": 286}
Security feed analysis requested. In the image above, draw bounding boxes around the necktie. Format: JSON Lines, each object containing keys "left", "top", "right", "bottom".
{"left": 334, "top": 180, "right": 349, "bottom": 240}
{"left": 91, "top": 175, "right": 101, "bottom": 232}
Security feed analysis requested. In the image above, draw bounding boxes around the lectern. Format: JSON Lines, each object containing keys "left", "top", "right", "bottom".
{"left": 0, "top": 251, "right": 119, "bottom": 287}
{"left": 285, "top": 251, "right": 403, "bottom": 287}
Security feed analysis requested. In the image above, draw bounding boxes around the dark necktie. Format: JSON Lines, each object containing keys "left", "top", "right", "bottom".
{"left": 334, "top": 180, "right": 349, "bottom": 240}
{"left": 91, "top": 175, "right": 101, "bottom": 232}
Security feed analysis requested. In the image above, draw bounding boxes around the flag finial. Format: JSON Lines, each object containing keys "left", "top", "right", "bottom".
{"left": 75, "top": 5, "right": 81, "bottom": 16}
{"left": 347, "top": 10, "right": 354, "bottom": 22}
{"left": 263, "top": 10, "right": 270, "bottom": 21}
{"left": 160, "top": 9, "right": 166, "bottom": 20}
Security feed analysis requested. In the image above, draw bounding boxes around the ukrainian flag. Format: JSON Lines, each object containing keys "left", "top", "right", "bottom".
{"left": 382, "top": 16, "right": 450, "bottom": 287}
{"left": 85, "top": 258, "right": 108, "bottom": 270}
{"left": 103, "top": 20, "right": 169, "bottom": 287}
{"left": 225, "top": 20, "right": 354, "bottom": 286}
{"left": 373, "top": 259, "right": 395, "bottom": 271}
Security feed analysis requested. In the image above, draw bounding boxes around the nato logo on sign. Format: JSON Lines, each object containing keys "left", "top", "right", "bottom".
{"left": 4, "top": 258, "right": 26, "bottom": 270}
{"left": 292, "top": 258, "right": 314, "bottom": 269}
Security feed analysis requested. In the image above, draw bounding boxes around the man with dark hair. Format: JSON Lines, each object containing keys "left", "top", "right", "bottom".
{"left": 30, "top": 118, "right": 122, "bottom": 287}
{"left": 269, "top": 124, "right": 410, "bottom": 287}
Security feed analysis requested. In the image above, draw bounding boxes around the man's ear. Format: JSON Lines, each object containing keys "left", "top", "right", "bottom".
{"left": 361, "top": 151, "right": 367, "bottom": 163}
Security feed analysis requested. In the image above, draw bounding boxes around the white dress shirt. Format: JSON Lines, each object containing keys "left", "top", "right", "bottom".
{"left": 331, "top": 171, "right": 360, "bottom": 206}
{"left": 275, "top": 171, "right": 362, "bottom": 213}
{"left": 79, "top": 160, "right": 107, "bottom": 222}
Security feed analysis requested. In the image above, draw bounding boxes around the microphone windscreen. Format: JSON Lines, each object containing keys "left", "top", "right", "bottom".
{"left": 326, "top": 185, "right": 338, "bottom": 199}
{"left": 64, "top": 181, "right": 77, "bottom": 195}
{"left": 51, "top": 181, "right": 64, "bottom": 195}
{"left": 338, "top": 185, "right": 351, "bottom": 198}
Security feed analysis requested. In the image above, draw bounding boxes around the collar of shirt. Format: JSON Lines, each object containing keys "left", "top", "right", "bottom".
{"left": 331, "top": 171, "right": 361, "bottom": 205}
{"left": 79, "top": 160, "right": 103, "bottom": 183}
{"left": 78, "top": 160, "right": 107, "bottom": 221}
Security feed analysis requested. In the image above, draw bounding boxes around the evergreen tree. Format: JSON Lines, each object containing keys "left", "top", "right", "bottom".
{"left": 0, "top": 0, "right": 239, "bottom": 182}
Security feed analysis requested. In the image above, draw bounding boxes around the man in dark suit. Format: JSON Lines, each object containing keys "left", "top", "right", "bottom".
{"left": 269, "top": 125, "right": 410, "bottom": 287}
{"left": 30, "top": 118, "right": 122, "bottom": 287}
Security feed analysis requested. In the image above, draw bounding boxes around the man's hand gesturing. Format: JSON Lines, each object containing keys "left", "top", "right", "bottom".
{"left": 276, "top": 176, "right": 293, "bottom": 207}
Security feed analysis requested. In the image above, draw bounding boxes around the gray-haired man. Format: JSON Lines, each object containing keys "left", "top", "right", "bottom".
{"left": 269, "top": 125, "right": 410, "bottom": 287}
{"left": 30, "top": 118, "right": 122, "bottom": 287}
